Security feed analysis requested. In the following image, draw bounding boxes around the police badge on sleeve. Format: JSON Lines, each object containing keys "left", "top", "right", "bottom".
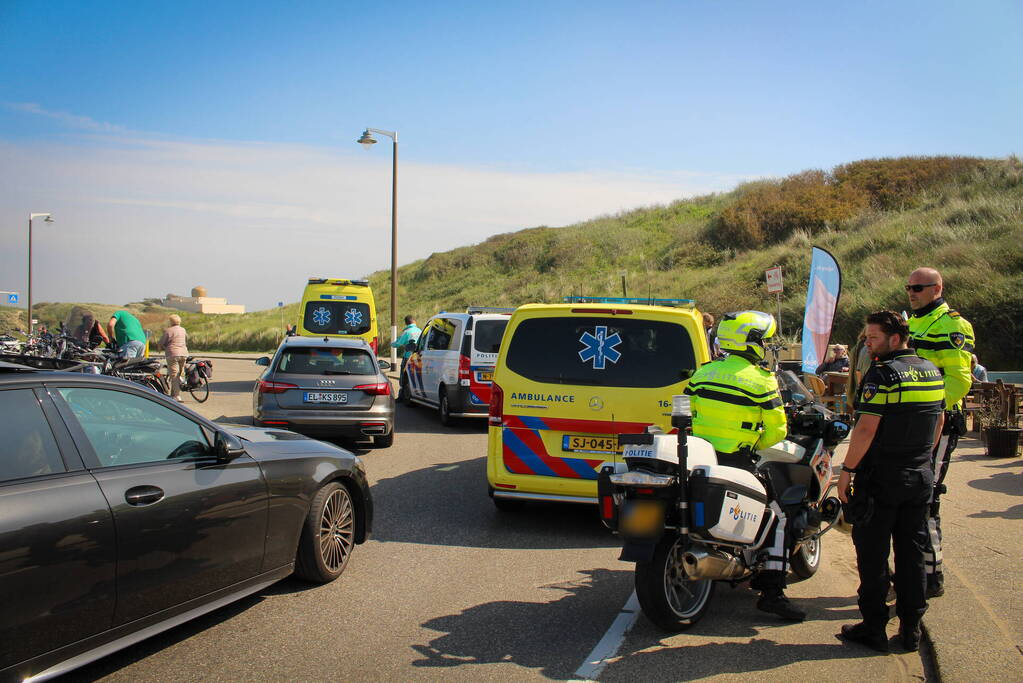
{"left": 861, "top": 383, "right": 878, "bottom": 401}
{"left": 949, "top": 332, "right": 966, "bottom": 349}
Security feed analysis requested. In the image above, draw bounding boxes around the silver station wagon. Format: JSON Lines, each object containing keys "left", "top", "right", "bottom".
{"left": 253, "top": 337, "right": 395, "bottom": 447}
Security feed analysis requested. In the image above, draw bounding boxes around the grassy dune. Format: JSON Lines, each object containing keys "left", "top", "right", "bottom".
{"left": 4, "top": 156, "right": 1020, "bottom": 368}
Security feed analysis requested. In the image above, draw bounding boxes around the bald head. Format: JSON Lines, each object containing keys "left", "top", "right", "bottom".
{"left": 907, "top": 267, "right": 944, "bottom": 310}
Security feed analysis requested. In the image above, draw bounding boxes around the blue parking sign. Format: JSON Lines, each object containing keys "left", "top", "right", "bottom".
{"left": 7, "top": 293, "right": 17, "bottom": 304}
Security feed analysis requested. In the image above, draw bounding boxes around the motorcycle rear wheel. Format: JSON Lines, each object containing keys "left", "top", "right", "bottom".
{"left": 635, "top": 533, "right": 715, "bottom": 631}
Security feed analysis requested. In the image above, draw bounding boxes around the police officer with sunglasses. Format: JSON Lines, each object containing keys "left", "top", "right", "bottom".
{"left": 905, "top": 267, "right": 975, "bottom": 598}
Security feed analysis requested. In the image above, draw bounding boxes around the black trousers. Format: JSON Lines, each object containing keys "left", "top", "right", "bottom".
{"left": 852, "top": 467, "right": 932, "bottom": 631}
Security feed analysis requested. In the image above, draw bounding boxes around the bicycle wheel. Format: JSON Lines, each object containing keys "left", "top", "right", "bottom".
{"left": 189, "top": 376, "right": 210, "bottom": 402}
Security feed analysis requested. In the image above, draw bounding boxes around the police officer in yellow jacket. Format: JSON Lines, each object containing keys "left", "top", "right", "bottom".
{"left": 684, "top": 311, "right": 803, "bottom": 620}
{"left": 905, "top": 267, "right": 975, "bottom": 598}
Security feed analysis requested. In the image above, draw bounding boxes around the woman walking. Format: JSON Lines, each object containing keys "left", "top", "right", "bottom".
{"left": 159, "top": 314, "right": 189, "bottom": 402}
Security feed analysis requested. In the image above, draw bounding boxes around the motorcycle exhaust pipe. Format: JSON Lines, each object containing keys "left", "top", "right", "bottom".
{"left": 682, "top": 547, "right": 746, "bottom": 581}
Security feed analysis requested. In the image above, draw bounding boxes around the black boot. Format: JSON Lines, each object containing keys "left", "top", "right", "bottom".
{"left": 926, "top": 574, "right": 944, "bottom": 598}
{"left": 839, "top": 622, "right": 890, "bottom": 653}
{"left": 757, "top": 589, "right": 806, "bottom": 621}
{"left": 899, "top": 623, "right": 922, "bottom": 652}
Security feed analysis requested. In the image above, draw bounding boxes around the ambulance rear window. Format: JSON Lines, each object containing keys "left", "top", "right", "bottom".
{"left": 303, "top": 302, "right": 371, "bottom": 335}
{"left": 505, "top": 316, "right": 696, "bottom": 388}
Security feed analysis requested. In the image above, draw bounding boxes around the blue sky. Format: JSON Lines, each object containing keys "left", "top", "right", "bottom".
{"left": 1, "top": 1, "right": 1020, "bottom": 309}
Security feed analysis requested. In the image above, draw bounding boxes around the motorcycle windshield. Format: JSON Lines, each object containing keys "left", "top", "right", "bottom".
{"left": 776, "top": 370, "right": 814, "bottom": 407}
{"left": 63, "top": 306, "right": 99, "bottom": 343}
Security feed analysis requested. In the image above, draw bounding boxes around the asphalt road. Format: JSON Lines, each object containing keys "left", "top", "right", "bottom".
{"left": 66, "top": 357, "right": 927, "bottom": 682}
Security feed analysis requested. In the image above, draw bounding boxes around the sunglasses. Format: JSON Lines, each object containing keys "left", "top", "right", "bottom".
{"left": 905, "top": 283, "right": 937, "bottom": 293}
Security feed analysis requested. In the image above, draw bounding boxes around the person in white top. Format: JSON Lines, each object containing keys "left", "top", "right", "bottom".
{"left": 159, "top": 315, "right": 189, "bottom": 402}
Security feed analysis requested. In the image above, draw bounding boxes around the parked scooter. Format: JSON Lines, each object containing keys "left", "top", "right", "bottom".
{"left": 597, "top": 370, "right": 850, "bottom": 631}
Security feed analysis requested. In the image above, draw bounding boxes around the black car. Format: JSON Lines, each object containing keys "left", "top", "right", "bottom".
{"left": 0, "top": 362, "right": 372, "bottom": 682}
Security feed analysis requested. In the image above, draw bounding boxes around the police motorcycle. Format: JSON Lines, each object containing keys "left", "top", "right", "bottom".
{"left": 597, "top": 371, "right": 850, "bottom": 631}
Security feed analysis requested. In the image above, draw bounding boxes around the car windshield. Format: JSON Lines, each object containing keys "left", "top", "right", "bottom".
{"left": 277, "top": 347, "right": 376, "bottom": 375}
{"left": 303, "top": 301, "right": 372, "bottom": 335}
{"left": 473, "top": 319, "right": 508, "bottom": 354}
{"left": 505, "top": 316, "right": 697, "bottom": 388}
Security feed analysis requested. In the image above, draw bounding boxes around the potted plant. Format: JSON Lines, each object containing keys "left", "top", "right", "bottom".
{"left": 977, "top": 384, "right": 1022, "bottom": 458}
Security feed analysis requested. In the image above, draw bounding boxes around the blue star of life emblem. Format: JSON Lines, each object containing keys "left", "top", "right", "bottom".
{"left": 578, "top": 325, "right": 623, "bottom": 370}
{"left": 312, "top": 306, "right": 332, "bottom": 327}
{"left": 344, "top": 308, "right": 363, "bottom": 327}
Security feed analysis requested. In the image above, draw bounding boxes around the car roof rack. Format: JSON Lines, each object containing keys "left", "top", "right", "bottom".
{"left": 466, "top": 306, "right": 517, "bottom": 315}
{"left": 307, "top": 278, "right": 370, "bottom": 287}
{"left": 562, "top": 296, "right": 696, "bottom": 308}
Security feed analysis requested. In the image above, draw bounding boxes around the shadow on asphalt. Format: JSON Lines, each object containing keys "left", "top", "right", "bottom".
{"left": 393, "top": 402, "right": 489, "bottom": 436}
{"left": 368, "top": 456, "right": 618, "bottom": 550}
{"left": 411, "top": 567, "right": 633, "bottom": 679}
{"left": 66, "top": 578, "right": 319, "bottom": 682}
{"left": 207, "top": 379, "right": 255, "bottom": 393}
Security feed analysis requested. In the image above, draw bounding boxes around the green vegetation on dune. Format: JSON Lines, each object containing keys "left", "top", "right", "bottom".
{"left": 4, "top": 156, "right": 1019, "bottom": 368}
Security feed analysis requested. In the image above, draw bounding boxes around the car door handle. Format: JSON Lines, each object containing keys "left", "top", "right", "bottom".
{"left": 125, "top": 485, "right": 165, "bottom": 506}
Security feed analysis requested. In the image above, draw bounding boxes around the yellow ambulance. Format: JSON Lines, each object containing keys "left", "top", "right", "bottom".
{"left": 486, "top": 297, "right": 709, "bottom": 509}
{"left": 299, "top": 278, "right": 380, "bottom": 354}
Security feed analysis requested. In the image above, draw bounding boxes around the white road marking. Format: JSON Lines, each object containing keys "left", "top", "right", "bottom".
{"left": 573, "top": 590, "right": 641, "bottom": 681}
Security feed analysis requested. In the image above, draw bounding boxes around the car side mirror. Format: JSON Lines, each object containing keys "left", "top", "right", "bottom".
{"left": 255, "top": 356, "right": 270, "bottom": 366}
{"left": 377, "top": 359, "right": 392, "bottom": 371}
{"left": 214, "top": 431, "right": 245, "bottom": 462}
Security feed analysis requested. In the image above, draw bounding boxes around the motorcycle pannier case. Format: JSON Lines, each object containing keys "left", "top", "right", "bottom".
{"left": 689, "top": 464, "right": 768, "bottom": 544}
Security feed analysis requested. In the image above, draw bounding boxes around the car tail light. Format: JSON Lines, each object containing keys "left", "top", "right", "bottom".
{"left": 370, "top": 337, "right": 378, "bottom": 354}
{"left": 257, "top": 380, "right": 299, "bottom": 394}
{"left": 263, "top": 420, "right": 289, "bottom": 426}
{"left": 458, "top": 354, "right": 472, "bottom": 382}
{"left": 354, "top": 382, "right": 391, "bottom": 395}
{"left": 489, "top": 381, "right": 504, "bottom": 426}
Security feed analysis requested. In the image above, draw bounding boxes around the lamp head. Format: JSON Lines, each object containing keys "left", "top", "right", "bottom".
{"left": 357, "top": 130, "right": 377, "bottom": 149}
{"left": 44, "top": 215, "right": 54, "bottom": 223}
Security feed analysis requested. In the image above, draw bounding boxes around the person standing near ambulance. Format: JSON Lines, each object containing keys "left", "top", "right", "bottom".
{"left": 685, "top": 311, "right": 804, "bottom": 621}
{"left": 905, "top": 267, "right": 975, "bottom": 598}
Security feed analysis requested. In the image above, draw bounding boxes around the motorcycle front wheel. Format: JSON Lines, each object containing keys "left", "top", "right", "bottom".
{"left": 635, "top": 533, "right": 715, "bottom": 631}
{"left": 789, "top": 536, "right": 822, "bottom": 581}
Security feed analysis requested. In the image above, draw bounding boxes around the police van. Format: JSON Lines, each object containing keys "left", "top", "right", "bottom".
{"left": 402, "top": 307, "right": 514, "bottom": 425}
{"left": 486, "top": 297, "right": 709, "bottom": 508}
{"left": 299, "top": 278, "right": 380, "bottom": 354}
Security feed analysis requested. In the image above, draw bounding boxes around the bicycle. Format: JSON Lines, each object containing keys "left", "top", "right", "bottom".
{"left": 163, "top": 357, "right": 213, "bottom": 402}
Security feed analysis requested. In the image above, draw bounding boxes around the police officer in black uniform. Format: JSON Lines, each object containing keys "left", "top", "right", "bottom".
{"left": 837, "top": 311, "right": 945, "bottom": 653}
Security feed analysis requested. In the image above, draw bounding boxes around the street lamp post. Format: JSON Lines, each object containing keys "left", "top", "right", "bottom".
{"left": 357, "top": 128, "right": 399, "bottom": 367}
{"left": 28, "top": 212, "right": 54, "bottom": 335}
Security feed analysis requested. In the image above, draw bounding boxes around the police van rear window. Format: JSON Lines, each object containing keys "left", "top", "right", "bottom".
{"left": 473, "top": 319, "right": 508, "bottom": 354}
{"left": 505, "top": 317, "right": 696, "bottom": 388}
{"left": 303, "top": 302, "right": 371, "bottom": 335}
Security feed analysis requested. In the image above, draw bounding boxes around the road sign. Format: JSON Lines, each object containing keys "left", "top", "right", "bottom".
{"left": 6, "top": 293, "right": 17, "bottom": 305}
{"left": 765, "top": 266, "right": 783, "bottom": 294}
{"left": 278, "top": 301, "right": 284, "bottom": 307}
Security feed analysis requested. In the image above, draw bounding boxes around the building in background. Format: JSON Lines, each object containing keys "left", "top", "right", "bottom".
{"left": 162, "top": 286, "right": 245, "bottom": 314}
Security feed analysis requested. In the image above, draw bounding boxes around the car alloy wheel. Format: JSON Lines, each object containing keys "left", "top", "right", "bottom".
{"left": 319, "top": 487, "right": 355, "bottom": 572}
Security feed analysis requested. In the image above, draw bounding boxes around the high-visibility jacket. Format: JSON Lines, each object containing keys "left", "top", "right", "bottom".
{"left": 856, "top": 348, "right": 944, "bottom": 470}
{"left": 684, "top": 354, "right": 787, "bottom": 455}
{"left": 907, "top": 300, "right": 974, "bottom": 409}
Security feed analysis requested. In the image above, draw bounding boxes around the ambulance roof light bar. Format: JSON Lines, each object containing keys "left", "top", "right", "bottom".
{"left": 307, "top": 277, "right": 370, "bottom": 287}
{"left": 562, "top": 296, "right": 696, "bottom": 308}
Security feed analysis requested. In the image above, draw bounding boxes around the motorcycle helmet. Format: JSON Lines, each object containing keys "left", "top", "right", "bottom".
{"left": 716, "top": 311, "right": 777, "bottom": 361}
